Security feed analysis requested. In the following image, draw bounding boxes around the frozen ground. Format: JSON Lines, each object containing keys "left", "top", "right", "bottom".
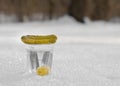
{"left": 0, "top": 16, "right": 120, "bottom": 86}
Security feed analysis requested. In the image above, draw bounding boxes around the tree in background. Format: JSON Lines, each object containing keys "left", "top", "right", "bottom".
{"left": 0, "top": 0, "right": 120, "bottom": 22}
{"left": 68, "top": 0, "right": 120, "bottom": 21}
{"left": 0, "top": 0, "right": 70, "bottom": 22}
{"left": 68, "top": 0, "right": 86, "bottom": 23}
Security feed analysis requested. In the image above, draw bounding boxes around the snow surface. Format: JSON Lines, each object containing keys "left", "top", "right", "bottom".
{"left": 0, "top": 15, "right": 120, "bottom": 86}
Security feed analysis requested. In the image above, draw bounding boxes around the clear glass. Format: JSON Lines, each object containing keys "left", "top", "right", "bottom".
{"left": 26, "top": 44, "right": 54, "bottom": 73}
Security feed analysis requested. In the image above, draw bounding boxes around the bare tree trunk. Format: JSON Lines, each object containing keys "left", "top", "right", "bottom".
{"left": 91, "top": 0, "right": 110, "bottom": 20}
{"left": 68, "top": 0, "right": 86, "bottom": 23}
{"left": 14, "top": 0, "right": 24, "bottom": 22}
{"left": 48, "top": 0, "right": 54, "bottom": 20}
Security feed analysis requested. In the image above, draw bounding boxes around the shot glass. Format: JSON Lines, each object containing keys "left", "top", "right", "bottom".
{"left": 21, "top": 35, "right": 57, "bottom": 75}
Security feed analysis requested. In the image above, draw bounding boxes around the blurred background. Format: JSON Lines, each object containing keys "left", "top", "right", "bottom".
{"left": 0, "top": 0, "right": 120, "bottom": 23}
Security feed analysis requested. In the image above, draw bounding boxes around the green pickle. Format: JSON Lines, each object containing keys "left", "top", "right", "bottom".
{"left": 21, "top": 34, "right": 57, "bottom": 44}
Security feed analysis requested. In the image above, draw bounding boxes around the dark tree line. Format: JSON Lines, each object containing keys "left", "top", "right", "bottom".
{"left": 69, "top": 0, "right": 120, "bottom": 22}
{"left": 0, "top": 0, "right": 120, "bottom": 22}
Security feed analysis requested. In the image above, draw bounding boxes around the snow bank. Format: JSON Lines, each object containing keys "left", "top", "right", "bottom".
{"left": 0, "top": 15, "right": 120, "bottom": 86}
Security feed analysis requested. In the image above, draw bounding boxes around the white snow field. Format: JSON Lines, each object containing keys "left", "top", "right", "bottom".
{"left": 0, "top": 16, "right": 120, "bottom": 86}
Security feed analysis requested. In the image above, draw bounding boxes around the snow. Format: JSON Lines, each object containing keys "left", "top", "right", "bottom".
{"left": 0, "top": 15, "right": 120, "bottom": 86}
